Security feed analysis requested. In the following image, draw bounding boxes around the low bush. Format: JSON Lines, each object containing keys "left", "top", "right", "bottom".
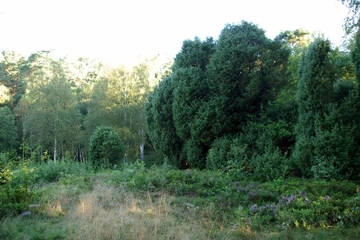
{"left": 89, "top": 126, "right": 125, "bottom": 170}
{"left": 0, "top": 158, "right": 35, "bottom": 217}
{"left": 33, "top": 158, "right": 91, "bottom": 183}
{"left": 0, "top": 155, "right": 92, "bottom": 218}
{"left": 1, "top": 158, "right": 359, "bottom": 237}
{"left": 241, "top": 179, "right": 359, "bottom": 229}
{"left": 110, "top": 163, "right": 359, "bottom": 230}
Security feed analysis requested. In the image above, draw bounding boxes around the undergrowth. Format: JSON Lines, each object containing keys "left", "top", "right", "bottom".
{"left": 0, "top": 159, "right": 359, "bottom": 239}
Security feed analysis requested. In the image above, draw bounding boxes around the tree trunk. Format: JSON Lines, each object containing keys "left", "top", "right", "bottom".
{"left": 22, "top": 115, "right": 26, "bottom": 162}
{"left": 139, "top": 128, "right": 145, "bottom": 161}
{"left": 140, "top": 143, "right": 144, "bottom": 161}
{"left": 54, "top": 136, "right": 57, "bottom": 164}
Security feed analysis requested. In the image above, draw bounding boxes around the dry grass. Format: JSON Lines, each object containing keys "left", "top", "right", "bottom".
{"left": 4, "top": 173, "right": 357, "bottom": 240}
{"left": 0, "top": 175, "right": 245, "bottom": 240}
{"left": 64, "top": 181, "right": 214, "bottom": 240}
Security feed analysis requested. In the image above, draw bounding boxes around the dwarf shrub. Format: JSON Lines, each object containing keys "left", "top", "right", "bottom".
{"left": 89, "top": 126, "right": 125, "bottom": 170}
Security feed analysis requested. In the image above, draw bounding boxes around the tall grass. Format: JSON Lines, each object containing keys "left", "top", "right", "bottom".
{"left": 0, "top": 179, "right": 228, "bottom": 239}
{"left": 66, "top": 181, "right": 212, "bottom": 240}
{"left": 33, "top": 158, "right": 92, "bottom": 183}
{"left": 1, "top": 160, "right": 359, "bottom": 239}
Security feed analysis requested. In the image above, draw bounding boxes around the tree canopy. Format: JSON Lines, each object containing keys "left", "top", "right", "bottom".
{"left": 0, "top": 106, "right": 18, "bottom": 152}
{"left": 146, "top": 21, "right": 291, "bottom": 169}
{"left": 1, "top": 16, "right": 359, "bottom": 181}
{"left": 146, "top": 20, "right": 360, "bottom": 180}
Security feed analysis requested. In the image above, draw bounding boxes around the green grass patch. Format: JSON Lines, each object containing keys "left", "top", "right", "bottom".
{"left": 1, "top": 160, "right": 359, "bottom": 239}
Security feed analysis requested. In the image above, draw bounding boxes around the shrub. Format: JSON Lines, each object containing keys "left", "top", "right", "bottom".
{"left": 250, "top": 147, "right": 290, "bottom": 182}
{"left": 33, "top": 158, "right": 91, "bottom": 183}
{"left": 206, "top": 136, "right": 250, "bottom": 181}
{"left": 89, "top": 126, "right": 125, "bottom": 170}
{"left": 206, "top": 136, "right": 233, "bottom": 170}
{"left": 0, "top": 159, "right": 35, "bottom": 217}
{"left": 244, "top": 179, "right": 359, "bottom": 229}
{"left": 341, "top": 194, "right": 360, "bottom": 227}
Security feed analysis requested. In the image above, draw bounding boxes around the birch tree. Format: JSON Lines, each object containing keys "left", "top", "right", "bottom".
{"left": 85, "top": 60, "right": 153, "bottom": 161}
{"left": 25, "top": 59, "right": 79, "bottom": 163}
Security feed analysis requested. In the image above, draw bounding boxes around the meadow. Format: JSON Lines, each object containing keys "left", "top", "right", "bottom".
{"left": 1, "top": 158, "right": 359, "bottom": 240}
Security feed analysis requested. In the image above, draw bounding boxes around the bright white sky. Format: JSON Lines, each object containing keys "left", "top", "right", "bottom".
{"left": 0, "top": 0, "right": 349, "bottom": 65}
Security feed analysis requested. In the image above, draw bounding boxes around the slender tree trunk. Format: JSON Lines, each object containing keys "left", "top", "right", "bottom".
{"left": 79, "top": 145, "right": 83, "bottom": 162}
{"left": 54, "top": 111, "right": 57, "bottom": 163}
{"left": 75, "top": 145, "right": 82, "bottom": 162}
{"left": 61, "top": 141, "right": 64, "bottom": 159}
{"left": 39, "top": 146, "right": 42, "bottom": 162}
{"left": 53, "top": 97, "right": 59, "bottom": 163}
{"left": 139, "top": 128, "right": 144, "bottom": 161}
{"left": 22, "top": 116, "right": 26, "bottom": 162}
{"left": 139, "top": 143, "right": 144, "bottom": 161}
{"left": 54, "top": 136, "right": 57, "bottom": 164}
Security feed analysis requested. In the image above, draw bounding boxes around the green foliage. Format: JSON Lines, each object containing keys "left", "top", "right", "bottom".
{"left": 312, "top": 92, "right": 360, "bottom": 180}
{"left": 33, "top": 158, "right": 91, "bottom": 183}
{"left": 276, "top": 180, "right": 352, "bottom": 229}
{"left": 108, "top": 163, "right": 360, "bottom": 230}
{"left": 250, "top": 148, "right": 289, "bottom": 182}
{"left": 0, "top": 155, "right": 92, "bottom": 218}
{"left": 275, "top": 30, "right": 312, "bottom": 105}
{"left": 89, "top": 126, "right": 125, "bottom": 169}
{"left": 0, "top": 159, "right": 359, "bottom": 238}
{"left": 146, "top": 37, "right": 216, "bottom": 167}
{"left": 341, "top": 0, "right": 360, "bottom": 34}
{"left": 0, "top": 153, "right": 13, "bottom": 187}
{"left": 0, "top": 156, "right": 35, "bottom": 217}
{"left": 206, "top": 136, "right": 234, "bottom": 170}
{"left": 0, "top": 51, "right": 28, "bottom": 108}
{"left": 146, "top": 77, "right": 183, "bottom": 165}
{"left": 172, "top": 67, "right": 209, "bottom": 141}
{"left": 84, "top": 62, "right": 153, "bottom": 160}
{"left": 147, "top": 21, "right": 290, "bottom": 170}
{"left": 202, "top": 21, "right": 289, "bottom": 141}
{"left": 0, "top": 51, "right": 159, "bottom": 164}
{"left": 296, "top": 39, "right": 334, "bottom": 117}
{"left": 341, "top": 193, "right": 360, "bottom": 227}
{"left": 206, "top": 136, "right": 251, "bottom": 180}
{"left": 294, "top": 39, "right": 336, "bottom": 177}
{"left": 330, "top": 47, "right": 355, "bottom": 81}
{"left": 180, "top": 138, "right": 208, "bottom": 169}
{"left": 172, "top": 37, "right": 215, "bottom": 71}
{"left": 2, "top": 24, "right": 360, "bottom": 237}
{"left": 111, "top": 162, "right": 234, "bottom": 202}
{"left": 352, "top": 30, "right": 360, "bottom": 91}
{"left": 293, "top": 39, "right": 360, "bottom": 180}
{"left": 244, "top": 179, "right": 359, "bottom": 229}
{"left": 0, "top": 106, "right": 19, "bottom": 152}
{"left": 206, "top": 110, "right": 297, "bottom": 181}
{"left": 21, "top": 57, "right": 80, "bottom": 162}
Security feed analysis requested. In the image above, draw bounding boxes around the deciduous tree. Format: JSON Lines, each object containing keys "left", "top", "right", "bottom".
{"left": 25, "top": 59, "right": 79, "bottom": 163}
{"left": 0, "top": 106, "right": 19, "bottom": 152}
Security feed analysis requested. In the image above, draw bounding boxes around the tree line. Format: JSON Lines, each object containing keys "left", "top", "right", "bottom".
{"left": 0, "top": 51, "right": 167, "bottom": 163}
{"left": 146, "top": 21, "right": 360, "bottom": 181}
{"left": 2, "top": 0, "right": 360, "bottom": 181}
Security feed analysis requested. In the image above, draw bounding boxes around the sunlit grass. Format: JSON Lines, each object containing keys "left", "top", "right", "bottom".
{"left": 66, "top": 181, "right": 213, "bottom": 240}
{"left": 0, "top": 173, "right": 223, "bottom": 239}
{"left": 1, "top": 166, "right": 359, "bottom": 240}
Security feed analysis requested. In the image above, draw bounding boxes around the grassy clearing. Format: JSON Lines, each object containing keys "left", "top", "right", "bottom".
{"left": 66, "top": 181, "right": 211, "bottom": 240}
{"left": 1, "top": 161, "right": 359, "bottom": 239}
{"left": 1, "top": 175, "right": 227, "bottom": 239}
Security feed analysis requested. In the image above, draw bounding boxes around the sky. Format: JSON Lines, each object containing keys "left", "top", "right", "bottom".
{"left": 0, "top": 0, "right": 349, "bottom": 65}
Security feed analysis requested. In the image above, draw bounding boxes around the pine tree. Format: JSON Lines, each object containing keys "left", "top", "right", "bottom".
{"left": 294, "top": 39, "right": 336, "bottom": 177}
